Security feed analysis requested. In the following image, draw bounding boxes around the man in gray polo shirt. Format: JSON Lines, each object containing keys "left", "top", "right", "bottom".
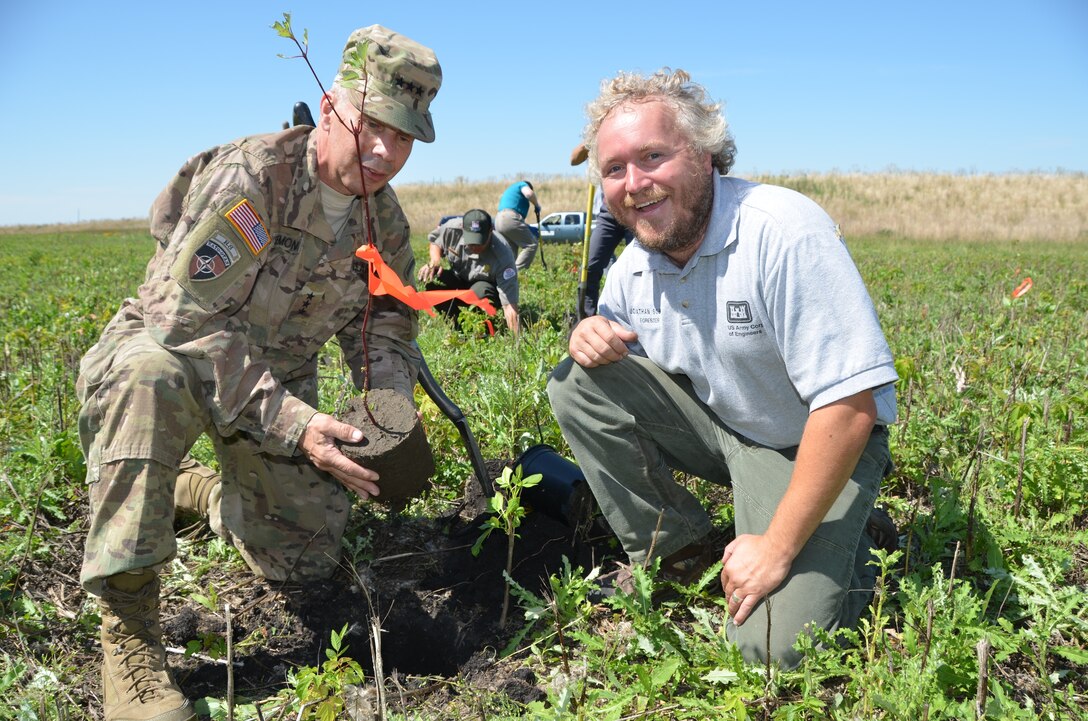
{"left": 547, "top": 68, "right": 898, "bottom": 670}
{"left": 419, "top": 208, "right": 521, "bottom": 335}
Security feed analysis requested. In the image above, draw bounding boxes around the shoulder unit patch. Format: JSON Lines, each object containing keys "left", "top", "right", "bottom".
{"left": 189, "top": 233, "right": 241, "bottom": 281}
{"left": 225, "top": 198, "right": 271, "bottom": 256}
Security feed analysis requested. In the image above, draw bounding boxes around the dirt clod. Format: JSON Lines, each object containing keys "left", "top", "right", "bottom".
{"left": 338, "top": 389, "right": 435, "bottom": 510}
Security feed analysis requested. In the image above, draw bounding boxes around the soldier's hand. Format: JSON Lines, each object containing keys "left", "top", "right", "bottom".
{"left": 298, "top": 413, "right": 381, "bottom": 500}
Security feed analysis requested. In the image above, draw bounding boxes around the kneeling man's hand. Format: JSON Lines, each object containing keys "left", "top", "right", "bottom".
{"left": 568, "top": 316, "right": 638, "bottom": 368}
{"left": 720, "top": 534, "right": 792, "bottom": 626}
{"left": 298, "top": 412, "right": 381, "bottom": 500}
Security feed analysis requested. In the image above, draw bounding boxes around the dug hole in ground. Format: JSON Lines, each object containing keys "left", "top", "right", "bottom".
{"left": 162, "top": 392, "right": 623, "bottom": 709}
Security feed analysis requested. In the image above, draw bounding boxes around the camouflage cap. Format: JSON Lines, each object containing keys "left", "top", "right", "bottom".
{"left": 335, "top": 25, "right": 442, "bottom": 143}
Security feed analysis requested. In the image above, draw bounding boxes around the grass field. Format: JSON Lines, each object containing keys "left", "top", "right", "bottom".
{"left": 0, "top": 173, "right": 1085, "bottom": 719}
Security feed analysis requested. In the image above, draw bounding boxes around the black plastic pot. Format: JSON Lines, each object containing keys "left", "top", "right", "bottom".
{"left": 514, "top": 444, "right": 589, "bottom": 527}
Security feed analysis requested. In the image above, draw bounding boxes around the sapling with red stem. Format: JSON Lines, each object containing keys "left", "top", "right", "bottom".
{"left": 273, "top": 13, "right": 383, "bottom": 423}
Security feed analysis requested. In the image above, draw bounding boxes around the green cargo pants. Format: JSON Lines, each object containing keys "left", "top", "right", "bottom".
{"left": 77, "top": 331, "right": 349, "bottom": 593}
{"left": 547, "top": 354, "right": 892, "bottom": 669}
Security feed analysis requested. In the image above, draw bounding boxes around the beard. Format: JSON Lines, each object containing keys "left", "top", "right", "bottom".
{"left": 618, "top": 171, "right": 715, "bottom": 257}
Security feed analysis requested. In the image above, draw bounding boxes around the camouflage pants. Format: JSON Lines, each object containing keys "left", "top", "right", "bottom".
{"left": 77, "top": 331, "right": 349, "bottom": 593}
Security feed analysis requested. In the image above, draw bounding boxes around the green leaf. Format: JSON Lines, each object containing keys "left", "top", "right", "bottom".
{"left": 343, "top": 40, "right": 369, "bottom": 76}
{"left": 331, "top": 623, "right": 347, "bottom": 651}
{"left": 650, "top": 656, "right": 680, "bottom": 688}
{"left": 894, "top": 356, "right": 917, "bottom": 382}
{"left": 1052, "top": 645, "right": 1088, "bottom": 665}
{"left": 191, "top": 593, "right": 216, "bottom": 612}
{"left": 701, "top": 668, "right": 739, "bottom": 685}
{"left": 471, "top": 529, "right": 492, "bottom": 557}
{"left": 272, "top": 12, "right": 292, "bottom": 38}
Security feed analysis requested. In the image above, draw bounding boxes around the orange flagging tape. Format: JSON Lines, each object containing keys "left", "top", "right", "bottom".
{"left": 1011, "top": 277, "right": 1033, "bottom": 299}
{"left": 355, "top": 245, "right": 496, "bottom": 317}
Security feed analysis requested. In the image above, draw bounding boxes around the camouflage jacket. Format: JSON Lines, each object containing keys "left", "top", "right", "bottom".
{"left": 87, "top": 126, "right": 420, "bottom": 457}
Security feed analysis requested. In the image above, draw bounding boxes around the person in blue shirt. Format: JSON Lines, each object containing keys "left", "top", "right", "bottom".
{"left": 494, "top": 179, "right": 542, "bottom": 270}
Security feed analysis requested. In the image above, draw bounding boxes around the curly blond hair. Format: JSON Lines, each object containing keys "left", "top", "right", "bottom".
{"left": 583, "top": 68, "right": 736, "bottom": 182}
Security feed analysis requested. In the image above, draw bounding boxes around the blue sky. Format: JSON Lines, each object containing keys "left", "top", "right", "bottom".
{"left": 1, "top": 0, "right": 1085, "bottom": 226}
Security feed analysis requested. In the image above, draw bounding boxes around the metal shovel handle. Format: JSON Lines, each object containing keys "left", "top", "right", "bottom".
{"left": 417, "top": 356, "right": 493, "bottom": 497}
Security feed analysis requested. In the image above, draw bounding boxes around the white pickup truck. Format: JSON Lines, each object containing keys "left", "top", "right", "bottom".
{"left": 531, "top": 211, "right": 591, "bottom": 243}
{"left": 440, "top": 210, "right": 592, "bottom": 244}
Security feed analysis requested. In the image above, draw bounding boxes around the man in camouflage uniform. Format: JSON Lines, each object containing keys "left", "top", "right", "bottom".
{"left": 418, "top": 208, "right": 521, "bottom": 334}
{"left": 76, "top": 25, "right": 441, "bottom": 721}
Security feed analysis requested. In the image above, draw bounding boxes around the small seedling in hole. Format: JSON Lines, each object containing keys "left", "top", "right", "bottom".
{"left": 472, "top": 464, "right": 542, "bottom": 627}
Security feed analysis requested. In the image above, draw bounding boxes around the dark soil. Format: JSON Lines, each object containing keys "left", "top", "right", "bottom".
{"left": 337, "top": 389, "right": 436, "bottom": 510}
{"left": 162, "top": 460, "right": 617, "bottom": 716}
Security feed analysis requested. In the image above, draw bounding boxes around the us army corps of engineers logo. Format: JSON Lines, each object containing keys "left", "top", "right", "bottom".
{"left": 727, "top": 300, "right": 765, "bottom": 338}
{"left": 727, "top": 301, "right": 752, "bottom": 323}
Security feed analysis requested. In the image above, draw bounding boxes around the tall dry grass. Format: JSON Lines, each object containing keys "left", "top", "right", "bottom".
{"left": 396, "top": 172, "right": 1088, "bottom": 243}
{"left": 759, "top": 172, "right": 1088, "bottom": 242}
{"left": 0, "top": 218, "right": 148, "bottom": 235}
{"left": 7, "top": 173, "right": 1085, "bottom": 242}
{"left": 393, "top": 176, "right": 589, "bottom": 234}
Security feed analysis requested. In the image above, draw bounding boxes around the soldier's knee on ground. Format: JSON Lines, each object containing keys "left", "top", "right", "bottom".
{"left": 233, "top": 539, "right": 342, "bottom": 582}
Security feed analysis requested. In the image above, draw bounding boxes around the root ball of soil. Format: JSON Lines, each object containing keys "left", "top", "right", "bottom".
{"left": 337, "top": 389, "right": 434, "bottom": 509}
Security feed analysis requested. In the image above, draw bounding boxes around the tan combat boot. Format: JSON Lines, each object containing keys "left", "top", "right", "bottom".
{"left": 99, "top": 569, "right": 195, "bottom": 721}
{"left": 174, "top": 455, "right": 220, "bottom": 519}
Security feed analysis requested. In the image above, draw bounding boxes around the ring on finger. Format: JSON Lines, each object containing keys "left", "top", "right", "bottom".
{"left": 731, "top": 591, "right": 743, "bottom": 603}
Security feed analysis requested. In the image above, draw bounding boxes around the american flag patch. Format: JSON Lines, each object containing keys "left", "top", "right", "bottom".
{"left": 225, "top": 199, "right": 271, "bottom": 256}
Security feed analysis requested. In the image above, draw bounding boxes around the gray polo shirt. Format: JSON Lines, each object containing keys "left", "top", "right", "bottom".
{"left": 427, "top": 218, "right": 519, "bottom": 306}
{"left": 599, "top": 172, "right": 897, "bottom": 449}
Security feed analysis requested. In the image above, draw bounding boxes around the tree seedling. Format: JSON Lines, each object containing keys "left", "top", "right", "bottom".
{"left": 472, "top": 464, "right": 542, "bottom": 627}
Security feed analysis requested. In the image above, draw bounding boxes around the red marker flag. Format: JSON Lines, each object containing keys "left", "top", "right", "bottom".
{"left": 354, "top": 244, "right": 496, "bottom": 317}
{"left": 1011, "top": 277, "right": 1033, "bottom": 299}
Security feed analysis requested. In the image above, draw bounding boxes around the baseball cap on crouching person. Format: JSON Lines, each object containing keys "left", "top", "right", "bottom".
{"left": 459, "top": 209, "right": 493, "bottom": 255}
{"left": 334, "top": 25, "right": 442, "bottom": 142}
